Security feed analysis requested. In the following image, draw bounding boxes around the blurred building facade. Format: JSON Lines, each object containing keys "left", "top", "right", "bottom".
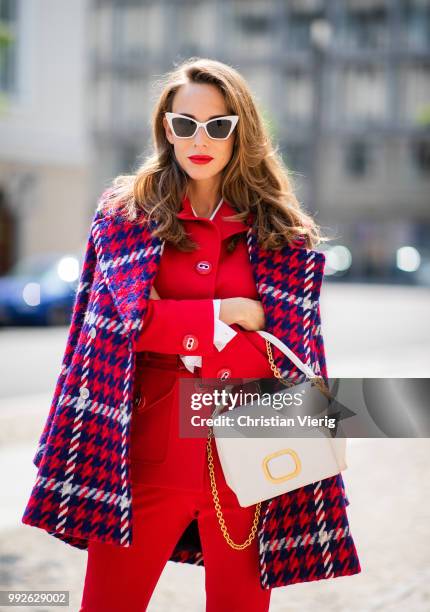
{"left": 91, "top": 0, "right": 430, "bottom": 282}
{"left": 0, "top": 0, "right": 91, "bottom": 274}
{"left": 0, "top": 0, "right": 429, "bottom": 283}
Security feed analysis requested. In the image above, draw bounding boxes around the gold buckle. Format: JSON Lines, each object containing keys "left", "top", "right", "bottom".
{"left": 262, "top": 448, "right": 302, "bottom": 483}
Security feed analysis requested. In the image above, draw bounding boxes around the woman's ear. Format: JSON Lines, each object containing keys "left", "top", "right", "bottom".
{"left": 163, "top": 116, "right": 174, "bottom": 145}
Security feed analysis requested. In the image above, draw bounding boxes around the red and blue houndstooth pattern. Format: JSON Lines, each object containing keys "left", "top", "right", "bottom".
{"left": 22, "top": 194, "right": 361, "bottom": 589}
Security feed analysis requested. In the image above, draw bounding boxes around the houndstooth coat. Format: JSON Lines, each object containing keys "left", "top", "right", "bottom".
{"left": 22, "top": 191, "right": 361, "bottom": 589}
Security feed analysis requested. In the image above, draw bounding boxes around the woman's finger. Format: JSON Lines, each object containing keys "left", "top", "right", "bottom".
{"left": 150, "top": 286, "right": 161, "bottom": 299}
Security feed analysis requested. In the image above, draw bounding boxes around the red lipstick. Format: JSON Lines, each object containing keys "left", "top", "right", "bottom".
{"left": 188, "top": 155, "right": 213, "bottom": 165}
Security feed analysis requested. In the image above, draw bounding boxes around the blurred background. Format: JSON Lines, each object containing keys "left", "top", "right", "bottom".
{"left": 0, "top": 1, "right": 429, "bottom": 611}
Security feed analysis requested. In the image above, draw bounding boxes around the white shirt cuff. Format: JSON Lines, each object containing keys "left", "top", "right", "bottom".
{"left": 178, "top": 299, "right": 237, "bottom": 372}
{"left": 213, "top": 299, "right": 237, "bottom": 351}
{"left": 179, "top": 354, "right": 202, "bottom": 373}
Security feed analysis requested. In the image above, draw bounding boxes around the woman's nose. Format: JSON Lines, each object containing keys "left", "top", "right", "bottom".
{"left": 193, "top": 126, "right": 208, "bottom": 144}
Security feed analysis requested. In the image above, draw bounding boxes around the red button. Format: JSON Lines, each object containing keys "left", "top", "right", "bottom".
{"left": 182, "top": 334, "right": 199, "bottom": 351}
{"left": 195, "top": 260, "right": 212, "bottom": 275}
{"left": 216, "top": 368, "right": 231, "bottom": 380}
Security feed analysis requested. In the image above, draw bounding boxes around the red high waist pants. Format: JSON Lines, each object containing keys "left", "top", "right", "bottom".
{"left": 80, "top": 351, "right": 272, "bottom": 612}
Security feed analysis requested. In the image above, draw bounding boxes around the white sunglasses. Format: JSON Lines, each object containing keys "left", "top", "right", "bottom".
{"left": 165, "top": 112, "right": 239, "bottom": 140}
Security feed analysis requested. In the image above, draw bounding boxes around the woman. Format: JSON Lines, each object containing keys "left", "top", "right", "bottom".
{"left": 22, "top": 58, "right": 361, "bottom": 611}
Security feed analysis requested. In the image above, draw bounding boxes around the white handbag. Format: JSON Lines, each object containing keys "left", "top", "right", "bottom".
{"left": 206, "top": 330, "right": 347, "bottom": 550}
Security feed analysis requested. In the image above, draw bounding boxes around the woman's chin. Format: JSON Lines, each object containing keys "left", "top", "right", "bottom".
{"left": 181, "top": 162, "right": 221, "bottom": 181}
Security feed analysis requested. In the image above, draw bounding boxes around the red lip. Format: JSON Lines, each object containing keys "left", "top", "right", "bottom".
{"left": 188, "top": 155, "right": 213, "bottom": 165}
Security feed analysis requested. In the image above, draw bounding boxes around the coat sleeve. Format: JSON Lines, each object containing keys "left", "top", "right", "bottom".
{"left": 134, "top": 298, "right": 218, "bottom": 356}
{"left": 32, "top": 208, "right": 102, "bottom": 468}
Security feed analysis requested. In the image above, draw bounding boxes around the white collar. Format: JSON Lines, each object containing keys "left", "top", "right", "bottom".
{"left": 190, "top": 196, "right": 224, "bottom": 221}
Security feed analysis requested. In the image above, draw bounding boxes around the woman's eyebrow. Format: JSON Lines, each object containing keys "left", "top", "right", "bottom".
{"left": 179, "top": 112, "right": 227, "bottom": 120}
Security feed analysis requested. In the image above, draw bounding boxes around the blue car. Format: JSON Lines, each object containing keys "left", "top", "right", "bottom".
{"left": 0, "top": 251, "right": 82, "bottom": 326}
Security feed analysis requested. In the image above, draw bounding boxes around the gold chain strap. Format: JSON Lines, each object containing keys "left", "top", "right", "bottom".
{"left": 206, "top": 428, "right": 261, "bottom": 550}
{"left": 265, "top": 340, "right": 333, "bottom": 400}
{"left": 206, "top": 338, "right": 332, "bottom": 550}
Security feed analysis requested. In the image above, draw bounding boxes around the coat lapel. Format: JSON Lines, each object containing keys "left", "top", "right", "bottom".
{"left": 92, "top": 214, "right": 164, "bottom": 336}
{"left": 246, "top": 228, "right": 326, "bottom": 377}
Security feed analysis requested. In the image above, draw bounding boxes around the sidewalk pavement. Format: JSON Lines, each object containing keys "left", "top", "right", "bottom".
{"left": 0, "top": 394, "right": 429, "bottom": 611}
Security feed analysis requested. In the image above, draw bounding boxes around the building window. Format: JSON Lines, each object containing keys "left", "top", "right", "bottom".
{"left": 0, "top": 0, "right": 18, "bottom": 94}
{"left": 287, "top": 13, "right": 317, "bottom": 51}
{"left": 401, "top": 65, "right": 430, "bottom": 125}
{"left": 235, "top": 13, "right": 271, "bottom": 35}
{"left": 233, "top": 1, "right": 273, "bottom": 55}
{"left": 342, "top": 65, "right": 387, "bottom": 123}
{"left": 285, "top": 68, "right": 313, "bottom": 121}
{"left": 401, "top": 0, "right": 430, "bottom": 51}
{"left": 410, "top": 139, "right": 430, "bottom": 177}
{"left": 345, "top": 140, "right": 370, "bottom": 177}
{"left": 343, "top": 2, "right": 388, "bottom": 49}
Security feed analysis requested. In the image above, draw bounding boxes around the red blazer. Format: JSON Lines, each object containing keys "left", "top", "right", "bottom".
{"left": 130, "top": 194, "right": 275, "bottom": 489}
{"left": 134, "top": 193, "right": 272, "bottom": 371}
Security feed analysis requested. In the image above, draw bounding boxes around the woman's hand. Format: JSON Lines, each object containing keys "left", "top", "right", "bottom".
{"left": 220, "top": 297, "right": 265, "bottom": 331}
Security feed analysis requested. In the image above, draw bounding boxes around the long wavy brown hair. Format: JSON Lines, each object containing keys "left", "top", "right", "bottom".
{"left": 100, "top": 57, "right": 328, "bottom": 252}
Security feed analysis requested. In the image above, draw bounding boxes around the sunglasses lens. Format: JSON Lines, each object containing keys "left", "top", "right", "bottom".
{"left": 171, "top": 116, "right": 196, "bottom": 137}
{"left": 207, "top": 118, "right": 233, "bottom": 139}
